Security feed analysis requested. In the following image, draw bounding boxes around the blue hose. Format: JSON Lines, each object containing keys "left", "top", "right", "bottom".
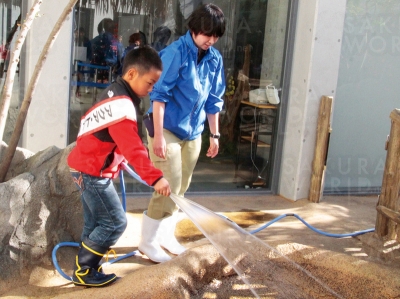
{"left": 119, "top": 169, "right": 127, "bottom": 213}
{"left": 101, "top": 251, "right": 138, "bottom": 267}
{"left": 249, "top": 213, "right": 375, "bottom": 237}
{"left": 52, "top": 241, "right": 137, "bottom": 281}
{"left": 53, "top": 164, "right": 374, "bottom": 281}
{"left": 52, "top": 242, "right": 79, "bottom": 281}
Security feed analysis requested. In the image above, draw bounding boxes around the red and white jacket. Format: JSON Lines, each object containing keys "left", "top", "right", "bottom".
{"left": 67, "top": 77, "right": 163, "bottom": 186}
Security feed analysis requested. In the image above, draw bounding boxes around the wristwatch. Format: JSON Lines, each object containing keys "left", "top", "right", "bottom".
{"left": 210, "top": 133, "right": 220, "bottom": 139}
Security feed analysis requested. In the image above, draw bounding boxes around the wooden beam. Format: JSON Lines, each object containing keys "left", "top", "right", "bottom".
{"left": 376, "top": 205, "right": 400, "bottom": 225}
{"left": 375, "top": 109, "right": 400, "bottom": 238}
{"left": 309, "top": 96, "right": 333, "bottom": 203}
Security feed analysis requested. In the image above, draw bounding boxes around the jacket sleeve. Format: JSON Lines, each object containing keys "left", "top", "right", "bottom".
{"left": 205, "top": 54, "right": 225, "bottom": 114}
{"left": 108, "top": 119, "right": 163, "bottom": 186}
{"left": 150, "top": 46, "right": 182, "bottom": 103}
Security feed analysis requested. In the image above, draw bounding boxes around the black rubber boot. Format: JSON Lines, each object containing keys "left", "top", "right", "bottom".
{"left": 72, "top": 238, "right": 117, "bottom": 287}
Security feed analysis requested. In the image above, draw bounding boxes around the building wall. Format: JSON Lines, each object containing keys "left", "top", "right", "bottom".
{"left": 325, "top": 1, "right": 400, "bottom": 193}
{"left": 278, "top": 0, "right": 347, "bottom": 201}
{"left": 22, "top": 0, "right": 72, "bottom": 152}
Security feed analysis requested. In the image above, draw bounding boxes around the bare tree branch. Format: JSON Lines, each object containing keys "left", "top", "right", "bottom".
{"left": 0, "top": 0, "right": 78, "bottom": 182}
{"left": 0, "top": 0, "right": 42, "bottom": 148}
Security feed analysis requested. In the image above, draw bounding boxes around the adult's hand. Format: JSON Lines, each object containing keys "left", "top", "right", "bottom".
{"left": 152, "top": 134, "right": 167, "bottom": 159}
{"left": 206, "top": 138, "right": 219, "bottom": 158}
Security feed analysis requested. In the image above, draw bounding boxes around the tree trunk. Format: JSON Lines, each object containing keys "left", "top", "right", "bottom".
{"left": 0, "top": 0, "right": 79, "bottom": 182}
{"left": 0, "top": 1, "right": 42, "bottom": 146}
{"left": 375, "top": 109, "right": 400, "bottom": 240}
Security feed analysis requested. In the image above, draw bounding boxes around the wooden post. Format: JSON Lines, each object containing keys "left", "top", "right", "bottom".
{"left": 309, "top": 96, "right": 333, "bottom": 203}
{"left": 375, "top": 109, "right": 400, "bottom": 240}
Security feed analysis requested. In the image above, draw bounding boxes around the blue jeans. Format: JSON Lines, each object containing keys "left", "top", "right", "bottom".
{"left": 71, "top": 171, "right": 127, "bottom": 248}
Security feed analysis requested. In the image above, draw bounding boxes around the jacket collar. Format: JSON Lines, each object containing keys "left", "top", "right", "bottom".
{"left": 116, "top": 76, "right": 141, "bottom": 112}
{"left": 184, "top": 30, "right": 214, "bottom": 61}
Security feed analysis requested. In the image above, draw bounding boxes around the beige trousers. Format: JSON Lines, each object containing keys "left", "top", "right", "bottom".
{"left": 147, "top": 129, "right": 202, "bottom": 219}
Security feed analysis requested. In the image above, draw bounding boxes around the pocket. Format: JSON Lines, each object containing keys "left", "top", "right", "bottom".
{"left": 71, "top": 171, "right": 85, "bottom": 191}
{"left": 143, "top": 113, "right": 154, "bottom": 138}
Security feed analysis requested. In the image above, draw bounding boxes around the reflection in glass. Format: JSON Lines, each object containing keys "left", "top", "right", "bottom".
{"left": 67, "top": 0, "right": 291, "bottom": 193}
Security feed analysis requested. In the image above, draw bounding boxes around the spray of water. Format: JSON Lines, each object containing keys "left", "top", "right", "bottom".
{"left": 170, "top": 194, "right": 344, "bottom": 299}
{"left": 121, "top": 164, "right": 343, "bottom": 298}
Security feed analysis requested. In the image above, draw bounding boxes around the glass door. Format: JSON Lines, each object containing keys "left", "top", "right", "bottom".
{"left": 67, "top": 0, "right": 295, "bottom": 194}
{"left": 190, "top": 0, "right": 293, "bottom": 192}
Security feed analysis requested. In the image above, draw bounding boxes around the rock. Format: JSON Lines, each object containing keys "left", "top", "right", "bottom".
{"left": 0, "top": 141, "right": 35, "bottom": 176}
{"left": 2, "top": 106, "right": 18, "bottom": 145}
{"left": 0, "top": 143, "right": 82, "bottom": 282}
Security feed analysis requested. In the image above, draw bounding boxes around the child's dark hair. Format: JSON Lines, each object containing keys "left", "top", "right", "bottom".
{"left": 187, "top": 3, "right": 225, "bottom": 37}
{"left": 122, "top": 45, "right": 162, "bottom": 75}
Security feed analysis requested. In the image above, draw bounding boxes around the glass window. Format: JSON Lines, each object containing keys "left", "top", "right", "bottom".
{"left": 67, "top": 0, "right": 292, "bottom": 193}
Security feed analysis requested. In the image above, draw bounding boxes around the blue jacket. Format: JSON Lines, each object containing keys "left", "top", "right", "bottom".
{"left": 149, "top": 30, "right": 225, "bottom": 140}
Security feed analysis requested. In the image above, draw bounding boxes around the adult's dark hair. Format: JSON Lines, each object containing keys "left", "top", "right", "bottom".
{"left": 187, "top": 3, "right": 225, "bottom": 37}
{"left": 153, "top": 26, "right": 171, "bottom": 44}
{"left": 129, "top": 33, "right": 142, "bottom": 44}
{"left": 122, "top": 45, "right": 162, "bottom": 75}
{"left": 97, "top": 18, "right": 114, "bottom": 34}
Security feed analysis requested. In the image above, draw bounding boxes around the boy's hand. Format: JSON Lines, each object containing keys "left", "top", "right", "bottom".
{"left": 153, "top": 178, "right": 171, "bottom": 197}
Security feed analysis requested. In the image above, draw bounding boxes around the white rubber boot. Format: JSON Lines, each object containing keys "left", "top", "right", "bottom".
{"left": 138, "top": 211, "right": 171, "bottom": 263}
{"left": 158, "top": 212, "right": 186, "bottom": 255}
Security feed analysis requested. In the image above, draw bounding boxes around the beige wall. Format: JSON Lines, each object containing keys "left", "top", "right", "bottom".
{"left": 278, "top": 0, "right": 347, "bottom": 201}
{"left": 22, "top": 0, "right": 73, "bottom": 152}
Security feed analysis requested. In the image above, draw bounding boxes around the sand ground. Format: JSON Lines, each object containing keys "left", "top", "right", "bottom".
{"left": 1, "top": 194, "right": 399, "bottom": 298}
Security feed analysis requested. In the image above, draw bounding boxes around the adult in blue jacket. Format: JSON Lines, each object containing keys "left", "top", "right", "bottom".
{"left": 138, "top": 3, "right": 226, "bottom": 263}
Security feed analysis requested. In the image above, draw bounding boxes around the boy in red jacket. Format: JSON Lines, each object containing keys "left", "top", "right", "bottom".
{"left": 67, "top": 46, "right": 170, "bottom": 287}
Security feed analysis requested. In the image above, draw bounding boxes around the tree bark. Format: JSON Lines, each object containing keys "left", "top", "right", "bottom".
{"left": 0, "top": 1, "right": 42, "bottom": 147}
{"left": 375, "top": 109, "right": 400, "bottom": 240}
{"left": 0, "top": 0, "right": 79, "bottom": 182}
